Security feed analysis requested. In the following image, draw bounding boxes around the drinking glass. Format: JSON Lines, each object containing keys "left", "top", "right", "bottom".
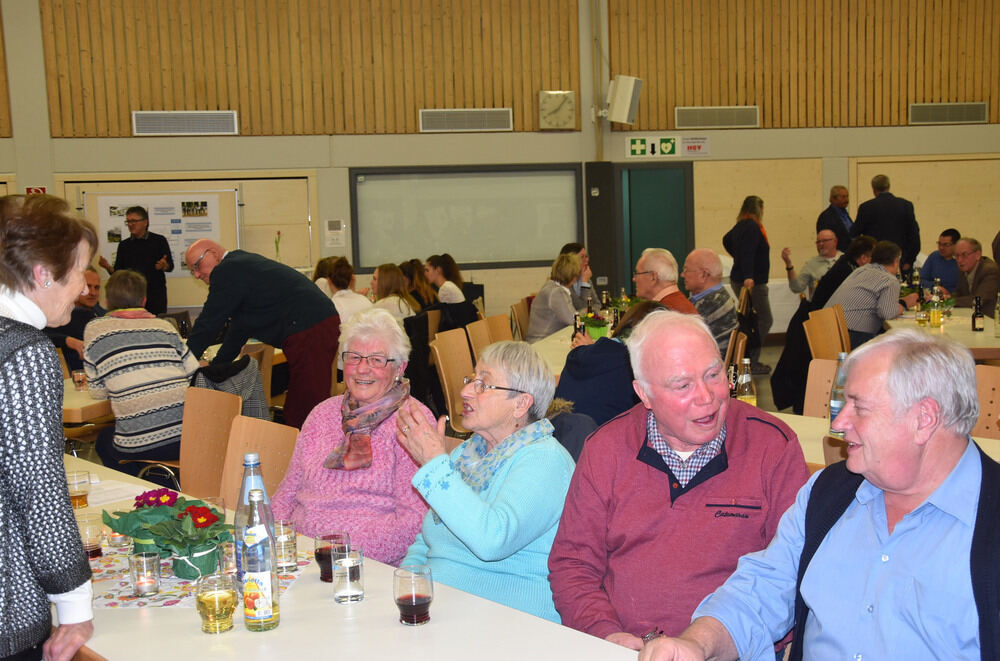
{"left": 314, "top": 532, "right": 349, "bottom": 583}
{"left": 195, "top": 573, "right": 238, "bottom": 633}
{"left": 393, "top": 565, "right": 434, "bottom": 625}
{"left": 75, "top": 513, "right": 103, "bottom": 559}
{"left": 71, "top": 370, "right": 87, "bottom": 391}
{"left": 274, "top": 520, "right": 297, "bottom": 573}
{"left": 333, "top": 546, "right": 364, "bottom": 603}
{"left": 66, "top": 471, "right": 90, "bottom": 509}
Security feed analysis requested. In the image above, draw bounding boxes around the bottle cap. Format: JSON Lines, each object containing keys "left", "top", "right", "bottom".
{"left": 243, "top": 452, "right": 260, "bottom": 466}
{"left": 248, "top": 488, "right": 265, "bottom": 502}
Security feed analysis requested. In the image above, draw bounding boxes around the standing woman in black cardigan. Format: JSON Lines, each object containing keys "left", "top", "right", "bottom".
{"left": 0, "top": 194, "right": 97, "bottom": 661}
{"left": 723, "top": 195, "right": 773, "bottom": 373}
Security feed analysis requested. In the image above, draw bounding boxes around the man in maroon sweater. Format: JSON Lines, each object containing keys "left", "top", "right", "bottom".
{"left": 548, "top": 310, "right": 809, "bottom": 650}
{"left": 633, "top": 248, "right": 698, "bottom": 314}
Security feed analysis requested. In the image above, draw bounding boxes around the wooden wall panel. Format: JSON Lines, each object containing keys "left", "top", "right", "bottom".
{"left": 0, "top": 7, "right": 11, "bottom": 137}
{"left": 608, "top": 0, "right": 1000, "bottom": 129}
{"left": 39, "top": 0, "right": 579, "bottom": 137}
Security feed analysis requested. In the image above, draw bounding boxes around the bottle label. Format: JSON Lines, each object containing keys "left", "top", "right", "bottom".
{"left": 243, "top": 571, "right": 273, "bottom": 620}
{"left": 829, "top": 401, "right": 844, "bottom": 422}
{"left": 243, "top": 524, "right": 268, "bottom": 547}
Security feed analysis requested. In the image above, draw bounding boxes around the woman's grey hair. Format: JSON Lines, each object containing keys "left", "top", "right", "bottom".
{"left": 845, "top": 329, "right": 979, "bottom": 437}
{"left": 626, "top": 309, "right": 717, "bottom": 389}
{"left": 479, "top": 341, "right": 555, "bottom": 422}
{"left": 339, "top": 308, "right": 411, "bottom": 364}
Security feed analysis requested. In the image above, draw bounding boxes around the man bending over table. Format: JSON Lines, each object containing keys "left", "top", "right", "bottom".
{"left": 640, "top": 329, "right": 999, "bottom": 660}
{"left": 184, "top": 239, "right": 340, "bottom": 429}
{"left": 548, "top": 310, "right": 809, "bottom": 650}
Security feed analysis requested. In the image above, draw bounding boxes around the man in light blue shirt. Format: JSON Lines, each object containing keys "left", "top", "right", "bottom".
{"left": 639, "top": 328, "right": 995, "bottom": 661}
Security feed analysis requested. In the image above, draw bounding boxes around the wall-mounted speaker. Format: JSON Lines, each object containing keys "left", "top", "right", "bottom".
{"left": 606, "top": 75, "right": 643, "bottom": 124}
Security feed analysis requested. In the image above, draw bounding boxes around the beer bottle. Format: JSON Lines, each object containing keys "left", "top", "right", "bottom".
{"left": 828, "top": 352, "right": 848, "bottom": 439}
{"left": 972, "top": 296, "right": 985, "bottom": 332}
{"left": 735, "top": 358, "right": 757, "bottom": 407}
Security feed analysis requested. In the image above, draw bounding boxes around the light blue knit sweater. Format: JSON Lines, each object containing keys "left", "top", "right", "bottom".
{"left": 401, "top": 421, "right": 575, "bottom": 622}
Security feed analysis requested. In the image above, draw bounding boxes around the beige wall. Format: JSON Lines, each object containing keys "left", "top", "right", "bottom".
{"left": 3, "top": 0, "right": 999, "bottom": 323}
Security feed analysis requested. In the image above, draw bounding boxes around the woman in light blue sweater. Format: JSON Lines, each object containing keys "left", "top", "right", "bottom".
{"left": 397, "top": 341, "right": 575, "bottom": 622}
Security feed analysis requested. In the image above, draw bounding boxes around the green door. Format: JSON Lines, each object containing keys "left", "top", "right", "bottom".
{"left": 620, "top": 164, "right": 693, "bottom": 293}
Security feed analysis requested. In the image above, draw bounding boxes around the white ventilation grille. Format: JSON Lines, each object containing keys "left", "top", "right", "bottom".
{"left": 675, "top": 105, "right": 760, "bottom": 129}
{"left": 909, "top": 102, "right": 988, "bottom": 125}
{"left": 132, "top": 111, "right": 239, "bottom": 136}
{"left": 419, "top": 108, "right": 513, "bottom": 133}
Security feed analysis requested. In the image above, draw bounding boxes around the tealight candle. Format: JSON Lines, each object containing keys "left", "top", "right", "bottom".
{"left": 129, "top": 552, "right": 161, "bottom": 596}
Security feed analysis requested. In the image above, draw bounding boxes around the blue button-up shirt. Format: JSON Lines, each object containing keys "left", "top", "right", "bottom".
{"left": 696, "top": 439, "right": 982, "bottom": 660}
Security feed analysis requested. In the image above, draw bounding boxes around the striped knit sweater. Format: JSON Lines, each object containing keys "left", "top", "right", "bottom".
{"left": 83, "top": 315, "right": 199, "bottom": 452}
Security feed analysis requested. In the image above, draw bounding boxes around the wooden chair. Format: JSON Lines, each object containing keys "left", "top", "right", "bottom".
{"left": 736, "top": 286, "right": 751, "bottom": 316}
{"left": 972, "top": 364, "right": 1000, "bottom": 440}
{"left": 219, "top": 415, "right": 300, "bottom": 508}
{"left": 510, "top": 298, "right": 530, "bottom": 341}
{"left": 807, "top": 307, "right": 850, "bottom": 354}
{"left": 243, "top": 342, "right": 285, "bottom": 412}
{"left": 465, "top": 319, "right": 492, "bottom": 362}
{"left": 426, "top": 309, "right": 442, "bottom": 343}
{"left": 802, "top": 317, "right": 843, "bottom": 361}
{"left": 731, "top": 331, "right": 747, "bottom": 366}
{"left": 803, "top": 358, "right": 838, "bottom": 418}
{"left": 429, "top": 328, "right": 474, "bottom": 435}
{"left": 486, "top": 313, "right": 514, "bottom": 342}
{"left": 830, "top": 303, "right": 851, "bottom": 352}
{"left": 125, "top": 387, "right": 243, "bottom": 494}
{"left": 72, "top": 645, "right": 108, "bottom": 661}
{"left": 56, "top": 348, "right": 70, "bottom": 379}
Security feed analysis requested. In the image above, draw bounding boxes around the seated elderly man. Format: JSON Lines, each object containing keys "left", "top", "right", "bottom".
{"left": 681, "top": 249, "right": 738, "bottom": 355}
{"left": 826, "top": 240, "right": 919, "bottom": 348}
{"left": 944, "top": 236, "right": 1000, "bottom": 317}
{"left": 633, "top": 248, "right": 697, "bottom": 314}
{"left": 548, "top": 310, "right": 809, "bottom": 649}
{"left": 43, "top": 265, "right": 104, "bottom": 371}
{"left": 780, "top": 229, "right": 841, "bottom": 300}
{"left": 640, "top": 329, "right": 1000, "bottom": 661}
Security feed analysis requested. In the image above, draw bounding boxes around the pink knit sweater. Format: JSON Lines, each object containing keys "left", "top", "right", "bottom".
{"left": 271, "top": 395, "right": 434, "bottom": 565}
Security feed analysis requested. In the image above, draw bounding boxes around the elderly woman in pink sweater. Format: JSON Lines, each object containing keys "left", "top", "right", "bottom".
{"left": 271, "top": 308, "right": 433, "bottom": 565}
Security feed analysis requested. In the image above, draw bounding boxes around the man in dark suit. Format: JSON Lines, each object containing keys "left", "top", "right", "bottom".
{"left": 850, "top": 174, "right": 921, "bottom": 272}
{"left": 98, "top": 205, "right": 174, "bottom": 314}
{"left": 815, "top": 185, "right": 852, "bottom": 252}
{"left": 184, "top": 239, "right": 340, "bottom": 429}
{"left": 948, "top": 237, "right": 1000, "bottom": 317}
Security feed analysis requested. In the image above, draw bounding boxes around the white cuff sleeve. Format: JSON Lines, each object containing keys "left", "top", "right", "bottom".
{"left": 48, "top": 580, "right": 94, "bottom": 625}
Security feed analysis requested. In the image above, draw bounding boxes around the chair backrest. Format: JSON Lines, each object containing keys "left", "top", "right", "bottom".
{"left": 426, "top": 308, "right": 442, "bottom": 343}
{"left": 510, "top": 298, "right": 530, "bottom": 341}
{"left": 219, "top": 415, "right": 300, "bottom": 509}
{"left": 465, "top": 319, "right": 492, "bottom": 362}
{"left": 486, "top": 313, "right": 514, "bottom": 343}
{"left": 56, "top": 348, "right": 70, "bottom": 379}
{"left": 803, "top": 358, "right": 838, "bottom": 418}
{"left": 429, "top": 328, "right": 474, "bottom": 434}
{"left": 242, "top": 343, "right": 275, "bottom": 407}
{"left": 802, "top": 316, "right": 843, "bottom": 361}
{"left": 830, "top": 303, "right": 851, "bottom": 352}
{"left": 736, "top": 286, "right": 751, "bottom": 316}
{"left": 973, "top": 364, "right": 1000, "bottom": 440}
{"left": 178, "top": 387, "right": 243, "bottom": 498}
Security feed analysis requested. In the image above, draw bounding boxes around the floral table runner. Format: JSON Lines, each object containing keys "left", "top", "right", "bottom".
{"left": 91, "top": 544, "right": 313, "bottom": 609}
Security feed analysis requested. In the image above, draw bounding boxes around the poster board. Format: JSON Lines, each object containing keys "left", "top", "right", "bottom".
{"left": 91, "top": 193, "right": 229, "bottom": 278}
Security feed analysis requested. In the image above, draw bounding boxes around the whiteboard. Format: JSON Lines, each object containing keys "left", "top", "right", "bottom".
{"left": 351, "top": 166, "right": 582, "bottom": 270}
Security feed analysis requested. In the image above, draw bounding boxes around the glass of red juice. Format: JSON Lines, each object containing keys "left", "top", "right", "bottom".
{"left": 393, "top": 565, "right": 434, "bottom": 625}
{"left": 314, "top": 532, "right": 350, "bottom": 583}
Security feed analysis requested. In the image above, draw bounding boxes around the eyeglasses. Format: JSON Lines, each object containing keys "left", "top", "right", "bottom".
{"left": 342, "top": 351, "right": 396, "bottom": 368}
{"left": 632, "top": 270, "right": 655, "bottom": 279}
{"left": 462, "top": 375, "right": 527, "bottom": 395}
{"left": 125, "top": 219, "right": 145, "bottom": 225}
{"left": 815, "top": 238, "right": 835, "bottom": 244}
{"left": 937, "top": 241, "right": 954, "bottom": 247}
{"left": 189, "top": 248, "right": 211, "bottom": 276}
{"left": 955, "top": 251, "right": 979, "bottom": 260}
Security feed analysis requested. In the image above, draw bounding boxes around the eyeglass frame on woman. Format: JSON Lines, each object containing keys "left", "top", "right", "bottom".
{"left": 342, "top": 351, "right": 396, "bottom": 368}
{"left": 462, "top": 375, "right": 527, "bottom": 395}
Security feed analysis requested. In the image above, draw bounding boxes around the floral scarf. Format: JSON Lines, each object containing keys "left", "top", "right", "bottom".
{"left": 322, "top": 378, "right": 410, "bottom": 470}
{"left": 452, "top": 418, "right": 555, "bottom": 494}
